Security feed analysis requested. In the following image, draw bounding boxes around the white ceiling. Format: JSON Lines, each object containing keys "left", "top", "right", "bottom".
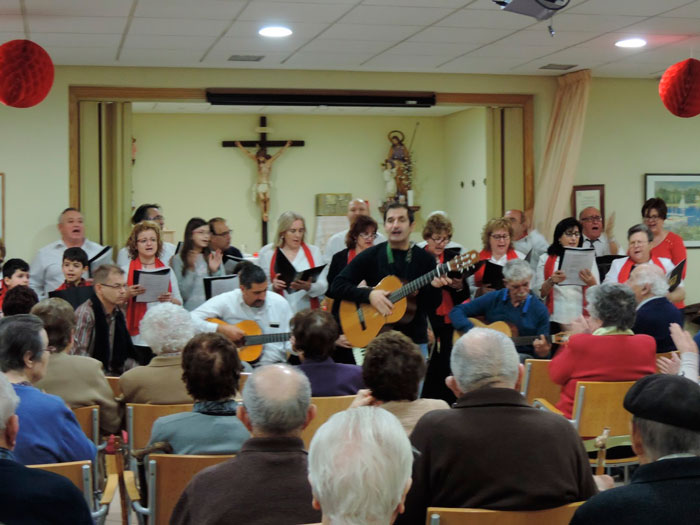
{"left": 2, "top": 0, "right": 700, "bottom": 78}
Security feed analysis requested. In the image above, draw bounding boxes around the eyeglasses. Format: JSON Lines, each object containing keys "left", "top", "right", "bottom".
{"left": 563, "top": 230, "right": 581, "bottom": 237}
{"left": 287, "top": 228, "right": 305, "bottom": 235}
{"left": 193, "top": 228, "right": 211, "bottom": 236}
{"left": 100, "top": 283, "right": 127, "bottom": 290}
{"left": 137, "top": 238, "right": 157, "bottom": 244}
{"left": 581, "top": 216, "right": 603, "bottom": 223}
{"left": 359, "top": 232, "right": 377, "bottom": 240}
{"left": 490, "top": 234, "right": 510, "bottom": 241}
{"left": 643, "top": 215, "right": 661, "bottom": 221}
{"left": 629, "top": 240, "right": 649, "bottom": 247}
{"left": 147, "top": 215, "right": 164, "bottom": 222}
{"left": 212, "top": 229, "right": 232, "bottom": 236}
{"left": 430, "top": 236, "right": 450, "bottom": 245}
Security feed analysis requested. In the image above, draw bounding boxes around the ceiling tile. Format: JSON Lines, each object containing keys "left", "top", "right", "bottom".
{"left": 118, "top": 47, "right": 207, "bottom": 66}
{"left": 44, "top": 46, "right": 118, "bottom": 65}
{"left": 663, "top": 1, "right": 700, "bottom": 18}
{"left": 365, "top": 53, "right": 448, "bottom": 68}
{"left": 123, "top": 35, "right": 216, "bottom": 50}
{"left": 304, "top": 38, "right": 397, "bottom": 53}
{"left": 567, "top": 0, "right": 691, "bottom": 17}
{"left": 439, "top": 55, "right": 527, "bottom": 74}
{"left": 320, "top": 23, "right": 422, "bottom": 40}
{"left": 201, "top": 49, "right": 290, "bottom": 66}
{"left": 383, "top": 41, "right": 476, "bottom": 56}
{"left": 443, "top": 7, "right": 536, "bottom": 29}
{"left": 134, "top": 0, "right": 248, "bottom": 19}
{"left": 466, "top": 43, "right": 559, "bottom": 59}
{"left": 616, "top": 17, "right": 700, "bottom": 35}
{"left": 224, "top": 20, "right": 329, "bottom": 39}
{"left": 528, "top": 14, "right": 647, "bottom": 33}
{"left": 25, "top": 0, "right": 133, "bottom": 17}
{"left": 238, "top": 1, "right": 354, "bottom": 23}
{"left": 285, "top": 52, "right": 373, "bottom": 67}
{"left": 408, "top": 26, "right": 513, "bottom": 44}
{"left": 32, "top": 33, "right": 121, "bottom": 47}
{"left": 361, "top": 0, "right": 468, "bottom": 6}
{"left": 576, "top": 32, "right": 689, "bottom": 49}
{"left": 208, "top": 36, "right": 305, "bottom": 55}
{"left": 130, "top": 17, "right": 230, "bottom": 36}
{"left": 0, "top": 15, "right": 23, "bottom": 32}
{"left": 339, "top": 5, "right": 456, "bottom": 25}
{"left": 28, "top": 16, "right": 127, "bottom": 33}
{"left": 497, "top": 29, "right": 602, "bottom": 48}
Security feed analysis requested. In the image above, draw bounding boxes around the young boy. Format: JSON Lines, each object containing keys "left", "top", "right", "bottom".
{"left": 0, "top": 258, "right": 30, "bottom": 312}
{"left": 55, "top": 247, "right": 91, "bottom": 291}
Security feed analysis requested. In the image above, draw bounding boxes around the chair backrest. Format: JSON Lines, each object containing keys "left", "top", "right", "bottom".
{"left": 72, "top": 405, "right": 99, "bottom": 446}
{"left": 301, "top": 395, "right": 355, "bottom": 449}
{"left": 571, "top": 381, "right": 636, "bottom": 436}
{"left": 426, "top": 501, "right": 584, "bottom": 525}
{"left": 520, "top": 359, "right": 560, "bottom": 405}
{"left": 28, "top": 460, "right": 93, "bottom": 507}
{"left": 106, "top": 376, "right": 121, "bottom": 398}
{"left": 126, "top": 403, "right": 194, "bottom": 451}
{"left": 148, "top": 454, "right": 234, "bottom": 524}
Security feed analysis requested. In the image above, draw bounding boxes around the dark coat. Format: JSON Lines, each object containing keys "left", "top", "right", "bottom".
{"left": 632, "top": 296, "right": 684, "bottom": 353}
{"left": 297, "top": 357, "right": 364, "bottom": 397}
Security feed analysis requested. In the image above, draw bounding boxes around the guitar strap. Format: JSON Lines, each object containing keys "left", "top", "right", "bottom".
{"left": 386, "top": 242, "right": 413, "bottom": 266}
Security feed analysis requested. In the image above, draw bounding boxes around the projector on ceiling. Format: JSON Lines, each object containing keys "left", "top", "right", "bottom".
{"left": 494, "top": 0, "right": 567, "bottom": 21}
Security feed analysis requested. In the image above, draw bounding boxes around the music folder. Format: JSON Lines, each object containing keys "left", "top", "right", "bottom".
{"left": 482, "top": 261, "right": 505, "bottom": 289}
{"left": 88, "top": 246, "right": 113, "bottom": 277}
{"left": 274, "top": 248, "right": 326, "bottom": 288}
{"left": 49, "top": 285, "right": 94, "bottom": 310}
{"left": 204, "top": 274, "right": 240, "bottom": 300}
{"left": 667, "top": 259, "right": 685, "bottom": 292}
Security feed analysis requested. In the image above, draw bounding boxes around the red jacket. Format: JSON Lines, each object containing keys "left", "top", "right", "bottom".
{"left": 549, "top": 333, "right": 656, "bottom": 419}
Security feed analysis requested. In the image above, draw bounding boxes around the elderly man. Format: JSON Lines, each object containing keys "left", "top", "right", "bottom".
{"left": 0, "top": 374, "right": 93, "bottom": 524}
{"left": 308, "top": 407, "right": 413, "bottom": 525}
{"left": 30, "top": 208, "right": 105, "bottom": 298}
{"left": 396, "top": 328, "right": 597, "bottom": 524}
{"left": 604, "top": 224, "right": 684, "bottom": 305}
{"left": 209, "top": 217, "right": 244, "bottom": 273}
{"left": 572, "top": 374, "right": 700, "bottom": 524}
{"left": 628, "top": 265, "right": 683, "bottom": 352}
{"left": 505, "top": 209, "right": 548, "bottom": 270}
{"left": 116, "top": 203, "right": 176, "bottom": 267}
{"left": 579, "top": 207, "right": 621, "bottom": 256}
{"left": 450, "top": 259, "right": 551, "bottom": 359}
{"left": 119, "top": 303, "right": 194, "bottom": 403}
{"left": 171, "top": 364, "right": 321, "bottom": 525}
{"left": 323, "top": 198, "right": 386, "bottom": 262}
{"left": 191, "top": 261, "right": 293, "bottom": 366}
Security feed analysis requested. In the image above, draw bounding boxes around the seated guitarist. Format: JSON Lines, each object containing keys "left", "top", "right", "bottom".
{"left": 329, "top": 203, "right": 449, "bottom": 359}
{"left": 191, "top": 262, "right": 293, "bottom": 365}
{"left": 449, "top": 259, "right": 551, "bottom": 360}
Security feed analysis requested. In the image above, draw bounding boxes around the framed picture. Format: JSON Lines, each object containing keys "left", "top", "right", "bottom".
{"left": 571, "top": 184, "right": 604, "bottom": 221}
{"left": 645, "top": 173, "right": 700, "bottom": 248}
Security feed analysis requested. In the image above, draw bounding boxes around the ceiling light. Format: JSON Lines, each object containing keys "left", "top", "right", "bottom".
{"left": 615, "top": 38, "right": 646, "bottom": 48}
{"left": 259, "top": 26, "right": 292, "bottom": 38}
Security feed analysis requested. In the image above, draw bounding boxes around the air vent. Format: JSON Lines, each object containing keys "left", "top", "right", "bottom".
{"left": 539, "top": 63, "right": 577, "bottom": 70}
{"left": 228, "top": 55, "right": 264, "bottom": 62}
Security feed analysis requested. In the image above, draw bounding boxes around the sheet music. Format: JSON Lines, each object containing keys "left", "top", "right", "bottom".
{"left": 204, "top": 274, "right": 239, "bottom": 300}
{"left": 134, "top": 268, "right": 171, "bottom": 303}
{"left": 88, "top": 246, "right": 113, "bottom": 276}
{"left": 560, "top": 247, "right": 595, "bottom": 286}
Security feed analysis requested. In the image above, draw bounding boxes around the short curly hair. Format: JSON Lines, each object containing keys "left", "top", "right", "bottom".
{"left": 586, "top": 283, "right": 637, "bottom": 331}
{"left": 292, "top": 309, "right": 339, "bottom": 361}
{"left": 345, "top": 215, "right": 378, "bottom": 250}
{"left": 30, "top": 298, "right": 75, "bottom": 352}
{"left": 126, "top": 220, "right": 163, "bottom": 260}
{"left": 481, "top": 217, "right": 514, "bottom": 252}
{"left": 362, "top": 331, "right": 426, "bottom": 402}
{"left": 3, "top": 286, "right": 39, "bottom": 316}
{"left": 181, "top": 333, "right": 242, "bottom": 401}
{"left": 422, "top": 213, "right": 453, "bottom": 241}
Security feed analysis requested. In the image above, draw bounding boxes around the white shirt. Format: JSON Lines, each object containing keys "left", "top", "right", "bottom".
{"left": 30, "top": 238, "right": 104, "bottom": 299}
{"left": 513, "top": 229, "right": 549, "bottom": 272}
{"left": 534, "top": 253, "right": 600, "bottom": 324}
{"left": 116, "top": 242, "right": 176, "bottom": 268}
{"left": 415, "top": 240, "right": 464, "bottom": 251}
{"left": 582, "top": 233, "right": 622, "bottom": 257}
{"left": 604, "top": 256, "right": 677, "bottom": 285}
{"left": 323, "top": 229, "right": 387, "bottom": 263}
{"left": 191, "top": 288, "right": 293, "bottom": 365}
{"left": 257, "top": 243, "right": 328, "bottom": 314}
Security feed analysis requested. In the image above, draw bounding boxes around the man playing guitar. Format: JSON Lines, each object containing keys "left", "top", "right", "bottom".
{"left": 329, "top": 203, "right": 451, "bottom": 358}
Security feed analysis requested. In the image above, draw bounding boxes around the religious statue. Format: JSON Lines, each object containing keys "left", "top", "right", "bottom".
{"left": 385, "top": 130, "right": 412, "bottom": 199}
{"left": 235, "top": 140, "right": 292, "bottom": 222}
{"left": 382, "top": 160, "right": 397, "bottom": 201}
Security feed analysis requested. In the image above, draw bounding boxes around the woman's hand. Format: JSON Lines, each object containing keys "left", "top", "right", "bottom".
{"left": 657, "top": 353, "right": 681, "bottom": 375}
{"left": 157, "top": 292, "right": 172, "bottom": 303}
{"left": 550, "top": 270, "right": 566, "bottom": 284}
{"left": 570, "top": 315, "right": 594, "bottom": 335}
{"left": 127, "top": 284, "right": 145, "bottom": 298}
{"left": 335, "top": 334, "right": 352, "bottom": 349}
{"left": 533, "top": 335, "right": 551, "bottom": 357}
{"left": 669, "top": 323, "right": 699, "bottom": 356}
{"left": 208, "top": 249, "right": 223, "bottom": 273}
{"left": 290, "top": 279, "right": 312, "bottom": 291}
{"left": 272, "top": 277, "right": 287, "bottom": 292}
{"left": 579, "top": 268, "right": 597, "bottom": 287}
{"left": 350, "top": 389, "right": 382, "bottom": 408}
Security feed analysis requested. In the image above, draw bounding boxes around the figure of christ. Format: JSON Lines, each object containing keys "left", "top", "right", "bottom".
{"left": 234, "top": 140, "right": 292, "bottom": 222}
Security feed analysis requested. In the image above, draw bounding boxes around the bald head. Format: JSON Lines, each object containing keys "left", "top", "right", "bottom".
{"left": 505, "top": 210, "right": 526, "bottom": 240}
{"left": 347, "top": 199, "right": 369, "bottom": 221}
{"left": 240, "top": 364, "right": 312, "bottom": 437}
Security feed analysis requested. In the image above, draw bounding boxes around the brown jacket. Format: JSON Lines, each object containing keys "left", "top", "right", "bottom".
{"left": 35, "top": 351, "right": 121, "bottom": 434}
{"left": 119, "top": 354, "right": 192, "bottom": 404}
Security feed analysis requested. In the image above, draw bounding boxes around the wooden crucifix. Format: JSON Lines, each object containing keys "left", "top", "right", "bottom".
{"left": 223, "top": 116, "right": 305, "bottom": 246}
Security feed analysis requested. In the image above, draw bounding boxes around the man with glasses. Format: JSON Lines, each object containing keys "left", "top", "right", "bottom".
{"left": 579, "top": 207, "right": 621, "bottom": 256}
{"left": 209, "top": 217, "right": 244, "bottom": 274}
{"left": 73, "top": 264, "right": 136, "bottom": 375}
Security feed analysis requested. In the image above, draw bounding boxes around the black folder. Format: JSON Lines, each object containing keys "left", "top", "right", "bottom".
{"left": 49, "top": 286, "right": 94, "bottom": 310}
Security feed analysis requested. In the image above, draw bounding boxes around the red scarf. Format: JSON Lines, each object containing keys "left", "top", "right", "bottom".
{"left": 543, "top": 254, "right": 590, "bottom": 315}
{"left": 126, "top": 257, "right": 170, "bottom": 336}
{"left": 270, "top": 243, "right": 320, "bottom": 310}
{"left": 617, "top": 256, "right": 665, "bottom": 283}
{"left": 473, "top": 249, "right": 519, "bottom": 287}
{"left": 430, "top": 251, "right": 454, "bottom": 324}
{"left": 55, "top": 278, "right": 91, "bottom": 291}
{"left": 347, "top": 249, "right": 357, "bottom": 264}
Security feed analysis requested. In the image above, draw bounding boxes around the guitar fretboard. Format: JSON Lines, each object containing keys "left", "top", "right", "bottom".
{"left": 388, "top": 262, "right": 450, "bottom": 303}
{"left": 243, "top": 332, "right": 291, "bottom": 347}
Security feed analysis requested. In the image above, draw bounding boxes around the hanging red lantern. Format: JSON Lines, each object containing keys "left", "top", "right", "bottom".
{"left": 0, "top": 39, "right": 54, "bottom": 108}
{"left": 659, "top": 58, "right": 700, "bottom": 118}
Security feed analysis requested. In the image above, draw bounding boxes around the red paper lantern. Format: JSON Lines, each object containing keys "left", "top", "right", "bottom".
{"left": 659, "top": 58, "right": 700, "bottom": 118}
{"left": 0, "top": 39, "right": 54, "bottom": 108}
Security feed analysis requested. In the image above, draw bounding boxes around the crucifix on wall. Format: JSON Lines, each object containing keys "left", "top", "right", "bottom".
{"left": 223, "top": 116, "right": 305, "bottom": 246}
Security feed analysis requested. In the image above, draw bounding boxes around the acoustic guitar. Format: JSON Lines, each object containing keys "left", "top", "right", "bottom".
{"left": 206, "top": 319, "right": 290, "bottom": 362}
{"left": 339, "top": 250, "right": 480, "bottom": 348}
{"left": 463, "top": 317, "right": 570, "bottom": 346}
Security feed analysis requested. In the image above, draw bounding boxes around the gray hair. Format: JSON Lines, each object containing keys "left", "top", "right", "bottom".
{"left": 0, "top": 373, "right": 19, "bottom": 431}
{"left": 0, "top": 315, "right": 46, "bottom": 373}
{"left": 586, "top": 283, "right": 637, "bottom": 330}
{"left": 628, "top": 223, "right": 653, "bottom": 242}
{"left": 242, "top": 364, "right": 311, "bottom": 435}
{"left": 450, "top": 328, "right": 519, "bottom": 393}
{"left": 308, "top": 407, "right": 412, "bottom": 525}
{"left": 139, "top": 303, "right": 194, "bottom": 355}
{"left": 633, "top": 416, "right": 700, "bottom": 462}
{"left": 629, "top": 264, "right": 669, "bottom": 298}
{"left": 502, "top": 258, "right": 533, "bottom": 283}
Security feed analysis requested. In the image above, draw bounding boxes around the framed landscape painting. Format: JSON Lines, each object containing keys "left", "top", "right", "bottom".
{"left": 645, "top": 173, "right": 700, "bottom": 248}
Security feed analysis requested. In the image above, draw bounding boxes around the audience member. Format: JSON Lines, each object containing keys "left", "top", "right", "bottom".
{"left": 571, "top": 374, "right": 700, "bottom": 524}
{"left": 308, "top": 407, "right": 413, "bottom": 525}
{"left": 293, "top": 309, "right": 363, "bottom": 396}
{"left": 2, "top": 285, "right": 39, "bottom": 316}
{"left": 0, "top": 373, "right": 93, "bottom": 524}
{"left": 120, "top": 302, "right": 194, "bottom": 404}
{"left": 396, "top": 328, "right": 596, "bottom": 524}
{"left": 209, "top": 217, "right": 244, "bottom": 273}
{"left": 657, "top": 323, "right": 699, "bottom": 384}
{"left": 32, "top": 298, "right": 121, "bottom": 434}
{"left": 116, "top": 203, "right": 177, "bottom": 267}
{"left": 0, "top": 314, "right": 96, "bottom": 465}
{"left": 171, "top": 364, "right": 321, "bottom": 525}
{"left": 0, "top": 258, "right": 30, "bottom": 312}
{"left": 148, "top": 333, "right": 250, "bottom": 454}
{"left": 323, "top": 198, "right": 385, "bottom": 262}
{"left": 54, "top": 247, "right": 91, "bottom": 290}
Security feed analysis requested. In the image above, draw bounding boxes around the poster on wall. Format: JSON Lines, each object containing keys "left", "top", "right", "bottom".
{"left": 571, "top": 184, "right": 604, "bottom": 221}
{"left": 645, "top": 174, "right": 700, "bottom": 249}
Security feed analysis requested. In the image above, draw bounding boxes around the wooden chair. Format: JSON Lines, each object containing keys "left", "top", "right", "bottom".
{"left": 301, "top": 395, "right": 355, "bottom": 449}
{"left": 72, "top": 405, "right": 104, "bottom": 448}
{"left": 106, "top": 376, "right": 121, "bottom": 398}
{"left": 519, "top": 359, "right": 560, "bottom": 405}
{"left": 29, "top": 460, "right": 117, "bottom": 524}
{"left": 125, "top": 453, "right": 233, "bottom": 525}
{"left": 126, "top": 403, "right": 194, "bottom": 453}
{"left": 426, "top": 501, "right": 584, "bottom": 525}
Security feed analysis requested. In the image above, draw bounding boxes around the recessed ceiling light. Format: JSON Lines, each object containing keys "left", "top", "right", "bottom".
{"left": 259, "top": 26, "right": 292, "bottom": 38}
{"left": 615, "top": 38, "right": 646, "bottom": 48}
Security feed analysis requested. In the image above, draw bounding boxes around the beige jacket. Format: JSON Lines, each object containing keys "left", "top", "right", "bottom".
{"left": 119, "top": 354, "right": 193, "bottom": 404}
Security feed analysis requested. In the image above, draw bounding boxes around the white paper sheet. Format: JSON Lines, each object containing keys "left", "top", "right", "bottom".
{"left": 204, "top": 274, "right": 239, "bottom": 300}
{"left": 134, "top": 268, "right": 171, "bottom": 302}
{"left": 560, "top": 247, "right": 595, "bottom": 286}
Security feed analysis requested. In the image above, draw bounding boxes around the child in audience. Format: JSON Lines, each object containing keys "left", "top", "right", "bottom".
{"left": 54, "top": 247, "right": 91, "bottom": 291}
{"left": 0, "top": 259, "right": 30, "bottom": 312}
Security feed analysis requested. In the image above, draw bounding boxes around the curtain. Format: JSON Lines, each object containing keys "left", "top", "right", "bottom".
{"left": 534, "top": 69, "right": 592, "bottom": 235}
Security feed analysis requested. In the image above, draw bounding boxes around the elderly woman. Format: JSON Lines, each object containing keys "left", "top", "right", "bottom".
{"left": 0, "top": 314, "right": 96, "bottom": 465}
{"left": 147, "top": 333, "right": 250, "bottom": 454}
{"left": 359, "top": 331, "right": 448, "bottom": 434}
{"left": 470, "top": 217, "right": 525, "bottom": 295}
{"left": 257, "top": 211, "right": 327, "bottom": 314}
{"left": 293, "top": 309, "right": 363, "bottom": 396}
{"left": 119, "top": 302, "right": 194, "bottom": 404}
{"left": 549, "top": 283, "right": 657, "bottom": 419}
{"left": 32, "top": 298, "right": 121, "bottom": 434}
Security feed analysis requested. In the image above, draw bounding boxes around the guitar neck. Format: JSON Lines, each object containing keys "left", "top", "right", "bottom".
{"left": 388, "top": 262, "right": 450, "bottom": 303}
{"left": 243, "top": 332, "right": 291, "bottom": 347}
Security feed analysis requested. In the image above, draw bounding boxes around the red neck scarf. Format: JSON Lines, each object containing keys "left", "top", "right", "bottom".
{"left": 473, "top": 249, "right": 519, "bottom": 287}
{"left": 617, "top": 256, "right": 665, "bottom": 283}
{"left": 428, "top": 250, "right": 454, "bottom": 323}
{"left": 126, "top": 257, "right": 169, "bottom": 335}
{"left": 270, "top": 243, "right": 320, "bottom": 309}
